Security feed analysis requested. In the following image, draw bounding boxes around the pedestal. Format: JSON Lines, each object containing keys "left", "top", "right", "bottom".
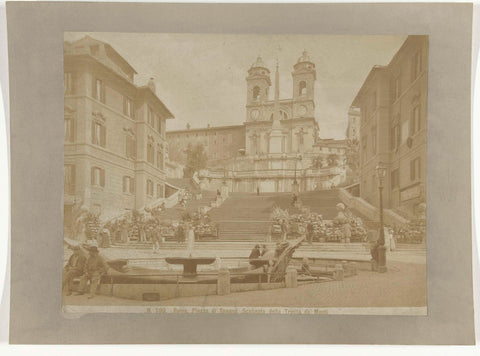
{"left": 377, "top": 245, "right": 387, "bottom": 273}
{"left": 334, "top": 264, "right": 344, "bottom": 281}
{"left": 285, "top": 267, "right": 298, "bottom": 288}
{"left": 217, "top": 267, "right": 230, "bottom": 295}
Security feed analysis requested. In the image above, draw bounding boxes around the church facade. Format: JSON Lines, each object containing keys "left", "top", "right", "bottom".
{"left": 195, "top": 52, "right": 346, "bottom": 193}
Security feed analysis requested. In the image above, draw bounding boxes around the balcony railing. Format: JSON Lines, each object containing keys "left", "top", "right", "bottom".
{"left": 199, "top": 167, "right": 339, "bottom": 179}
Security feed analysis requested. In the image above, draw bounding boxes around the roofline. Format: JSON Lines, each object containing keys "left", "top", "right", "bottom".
{"left": 68, "top": 35, "right": 138, "bottom": 75}
{"left": 65, "top": 54, "right": 174, "bottom": 120}
{"left": 351, "top": 65, "right": 386, "bottom": 106}
{"left": 138, "top": 86, "right": 175, "bottom": 119}
{"left": 104, "top": 43, "right": 138, "bottom": 75}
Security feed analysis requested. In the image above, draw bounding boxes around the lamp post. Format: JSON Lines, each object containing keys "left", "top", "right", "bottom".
{"left": 375, "top": 163, "right": 387, "bottom": 273}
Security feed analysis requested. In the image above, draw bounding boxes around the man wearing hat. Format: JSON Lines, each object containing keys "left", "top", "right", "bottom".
{"left": 76, "top": 246, "right": 109, "bottom": 298}
{"left": 63, "top": 245, "right": 86, "bottom": 296}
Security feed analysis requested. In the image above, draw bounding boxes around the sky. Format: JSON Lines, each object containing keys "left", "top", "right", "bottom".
{"left": 65, "top": 32, "right": 406, "bottom": 139}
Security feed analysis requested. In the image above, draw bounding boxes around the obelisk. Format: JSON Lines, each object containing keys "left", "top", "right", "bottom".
{"left": 269, "top": 62, "right": 283, "bottom": 154}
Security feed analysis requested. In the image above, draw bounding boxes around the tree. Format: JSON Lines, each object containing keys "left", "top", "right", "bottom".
{"left": 183, "top": 143, "right": 208, "bottom": 178}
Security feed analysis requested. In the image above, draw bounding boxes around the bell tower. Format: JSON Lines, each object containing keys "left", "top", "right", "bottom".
{"left": 292, "top": 51, "right": 316, "bottom": 119}
{"left": 246, "top": 56, "right": 271, "bottom": 122}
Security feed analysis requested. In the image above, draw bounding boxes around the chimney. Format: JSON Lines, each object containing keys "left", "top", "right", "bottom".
{"left": 147, "top": 77, "right": 156, "bottom": 94}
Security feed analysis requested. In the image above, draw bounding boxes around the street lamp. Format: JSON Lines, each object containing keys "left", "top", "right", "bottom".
{"left": 375, "top": 162, "right": 387, "bottom": 273}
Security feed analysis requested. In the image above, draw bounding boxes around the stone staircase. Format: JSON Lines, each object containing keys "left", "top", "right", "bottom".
{"left": 205, "top": 190, "right": 363, "bottom": 241}
{"left": 158, "top": 190, "right": 217, "bottom": 221}
{"left": 208, "top": 193, "right": 275, "bottom": 241}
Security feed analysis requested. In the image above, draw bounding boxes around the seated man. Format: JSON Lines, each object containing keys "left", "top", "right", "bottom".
{"left": 76, "top": 246, "right": 109, "bottom": 299}
{"left": 63, "top": 245, "right": 86, "bottom": 296}
{"left": 249, "top": 244, "right": 261, "bottom": 264}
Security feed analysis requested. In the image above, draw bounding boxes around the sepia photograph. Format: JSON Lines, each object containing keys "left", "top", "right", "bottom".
{"left": 62, "top": 32, "right": 428, "bottom": 315}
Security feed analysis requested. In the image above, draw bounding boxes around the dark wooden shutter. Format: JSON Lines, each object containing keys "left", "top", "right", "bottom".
{"left": 100, "top": 125, "right": 106, "bottom": 147}
{"left": 101, "top": 82, "right": 106, "bottom": 103}
{"left": 100, "top": 169, "right": 105, "bottom": 187}
{"left": 92, "top": 77, "right": 97, "bottom": 100}
{"left": 91, "top": 122, "right": 96, "bottom": 144}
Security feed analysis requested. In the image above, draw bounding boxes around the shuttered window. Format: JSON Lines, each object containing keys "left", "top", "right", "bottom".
{"left": 147, "top": 143, "right": 154, "bottom": 165}
{"left": 123, "top": 96, "right": 135, "bottom": 119}
{"left": 65, "top": 117, "right": 75, "bottom": 142}
{"left": 91, "top": 167, "right": 105, "bottom": 187}
{"left": 126, "top": 135, "right": 136, "bottom": 159}
{"left": 122, "top": 176, "right": 135, "bottom": 194}
{"left": 92, "top": 78, "right": 105, "bottom": 103}
{"left": 91, "top": 121, "right": 106, "bottom": 147}
{"left": 146, "top": 179, "right": 153, "bottom": 196}
{"left": 410, "top": 158, "right": 421, "bottom": 182}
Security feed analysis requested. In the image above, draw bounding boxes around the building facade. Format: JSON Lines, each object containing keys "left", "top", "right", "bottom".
{"left": 64, "top": 36, "right": 175, "bottom": 234}
{"left": 352, "top": 35, "right": 428, "bottom": 217}
{"left": 166, "top": 124, "right": 245, "bottom": 167}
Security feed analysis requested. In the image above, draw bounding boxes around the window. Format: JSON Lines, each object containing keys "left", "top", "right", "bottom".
{"left": 252, "top": 86, "right": 260, "bottom": 100}
{"left": 410, "top": 105, "right": 421, "bottom": 135}
{"left": 64, "top": 72, "right": 73, "bottom": 95}
{"left": 64, "top": 164, "right": 75, "bottom": 194}
{"left": 147, "top": 142, "right": 155, "bottom": 165}
{"left": 126, "top": 135, "right": 136, "bottom": 159}
{"left": 391, "top": 169, "right": 399, "bottom": 189}
{"left": 299, "top": 81, "right": 307, "bottom": 95}
{"left": 64, "top": 117, "right": 75, "bottom": 142}
{"left": 394, "top": 76, "right": 401, "bottom": 100}
{"left": 122, "top": 176, "right": 135, "bottom": 194}
{"left": 410, "top": 157, "right": 421, "bottom": 181}
{"left": 91, "top": 167, "right": 105, "bottom": 187}
{"left": 157, "top": 184, "right": 164, "bottom": 198}
{"left": 411, "top": 52, "right": 421, "bottom": 82}
{"left": 146, "top": 179, "right": 153, "bottom": 196}
{"left": 93, "top": 78, "right": 105, "bottom": 103}
{"left": 91, "top": 121, "right": 106, "bottom": 147}
{"left": 147, "top": 106, "right": 155, "bottom": 126}
{"left": 157, "top": 146, "right": 164, "bottom": 169}
{"left": 123, "top": 96, "right": 135, "bottom": 119}
{"left": 391, "top": 124, "right": 401, "bottom": 150}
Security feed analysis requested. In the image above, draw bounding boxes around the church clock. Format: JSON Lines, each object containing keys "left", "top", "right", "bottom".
{"left": 250, "top": 109, "right": 260, "bottom": 120}
{"left": 298, "top": 105, "right": 307, "bottom": 117}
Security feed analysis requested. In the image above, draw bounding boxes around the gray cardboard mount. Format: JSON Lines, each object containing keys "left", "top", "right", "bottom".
{"left": 6, "top": 2, "right": 475, "bottom": 344}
